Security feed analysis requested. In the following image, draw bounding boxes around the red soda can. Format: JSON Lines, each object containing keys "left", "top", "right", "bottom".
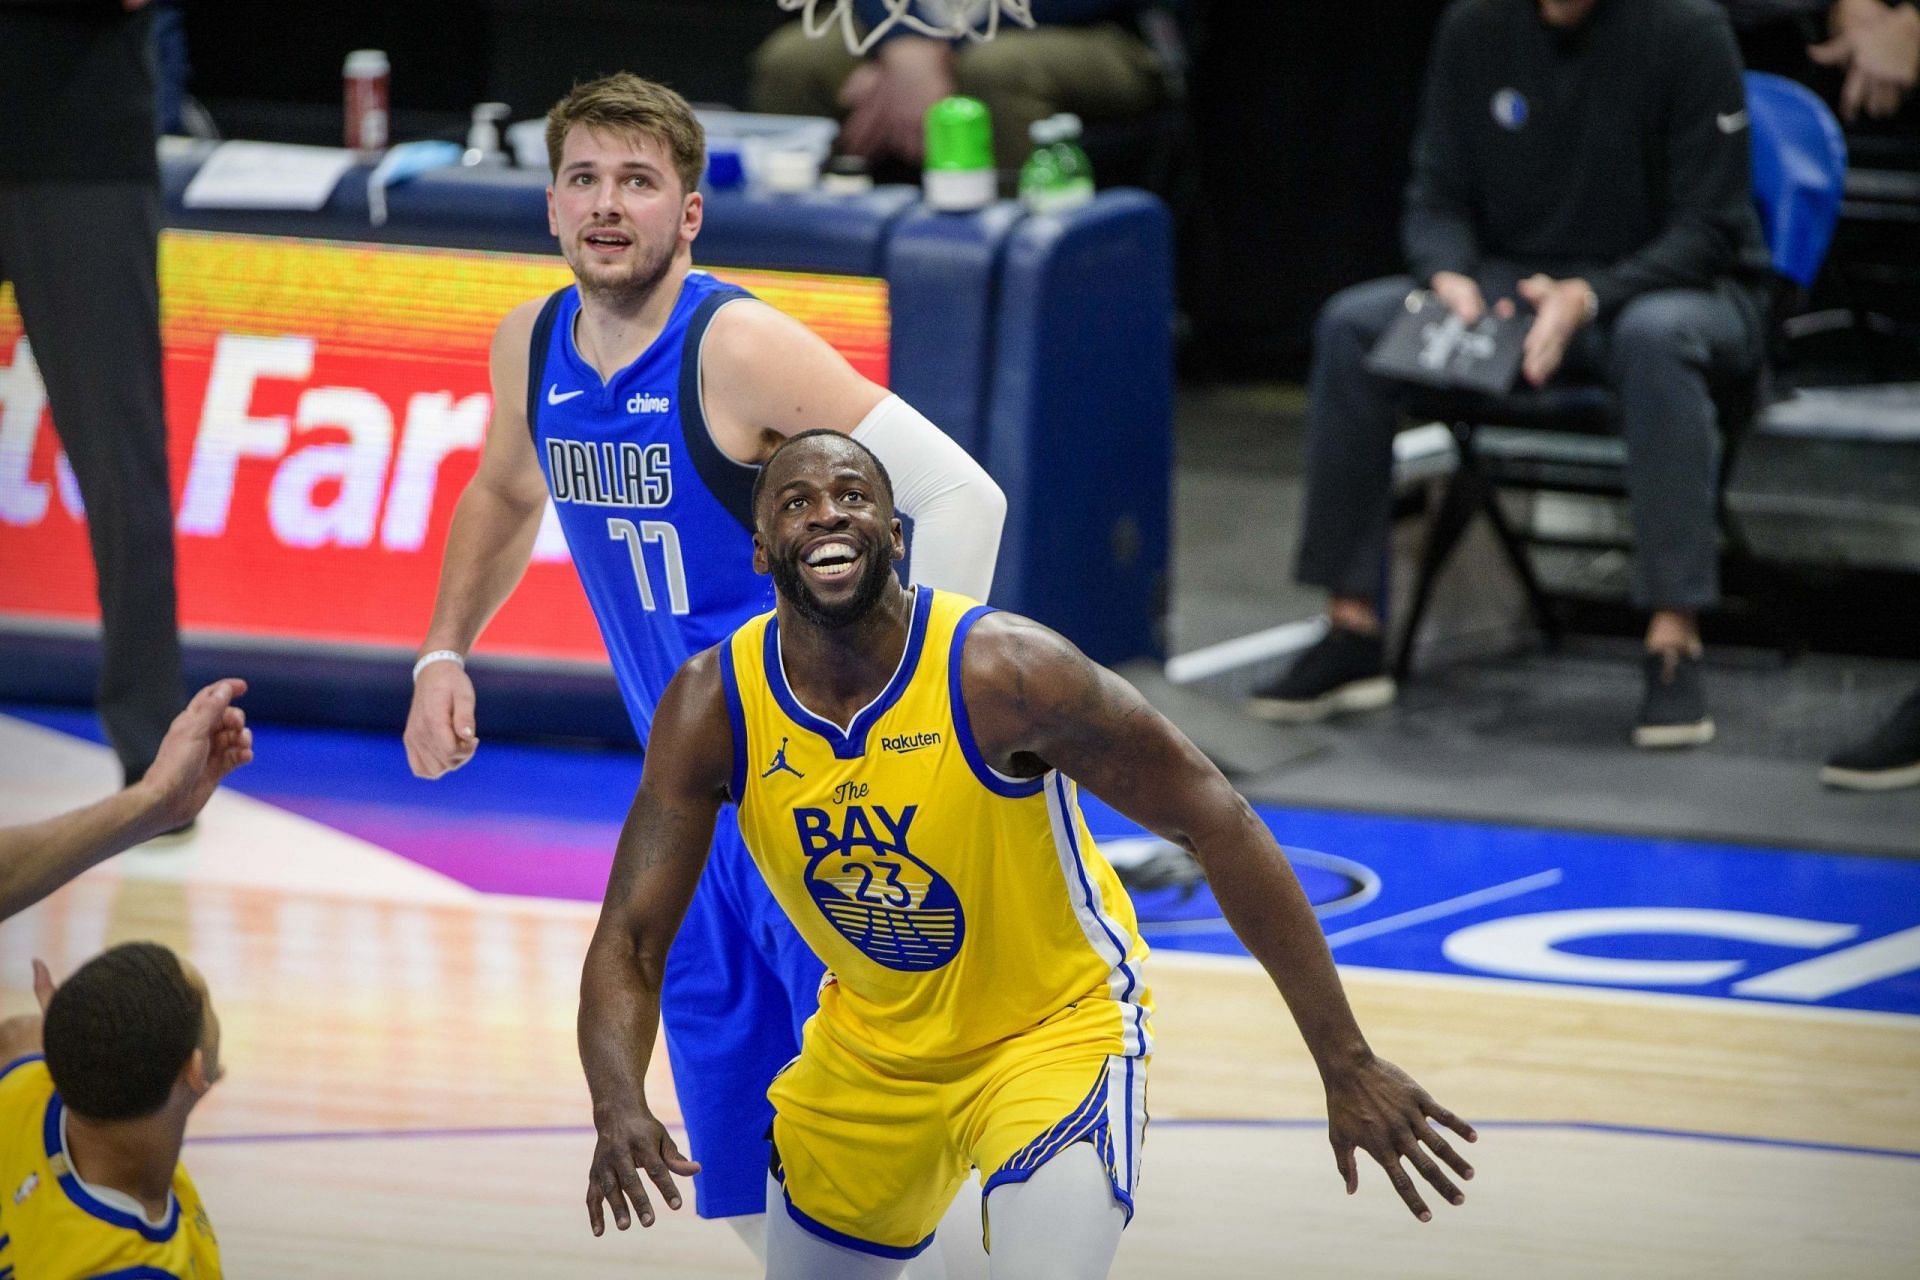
{"left": 343, "top": 49, "right": 390, "bottom": 154}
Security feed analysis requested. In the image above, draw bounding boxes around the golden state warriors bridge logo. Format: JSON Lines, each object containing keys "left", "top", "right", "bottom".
{"left": 793, "top": 803, "right": 965, "bottom": 971}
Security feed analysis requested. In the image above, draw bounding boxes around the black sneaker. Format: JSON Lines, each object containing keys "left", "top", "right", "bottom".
{"left": 1820, "top": 686, "right": 1920, "bottom": 792}
{"left": 1634, "top": 649, "right": 1714, "bottom": 748}
{"left": 1248, "top": 627, "right": 1395, "bottom": 723}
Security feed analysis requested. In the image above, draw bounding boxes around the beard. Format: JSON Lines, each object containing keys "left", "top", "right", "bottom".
{"left": 566, "top": 227, "right": 675, "bottom": 307}
{"left": 770, "top": 536, "right": 895, "bottom": 630}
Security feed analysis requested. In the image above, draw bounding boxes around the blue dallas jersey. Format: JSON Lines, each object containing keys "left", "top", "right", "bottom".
{"left": 528, "top": 272, "right": 774, "bottom": 745}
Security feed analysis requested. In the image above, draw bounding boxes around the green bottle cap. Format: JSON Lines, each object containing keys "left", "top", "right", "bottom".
{"left": 924, "top": 96, "right": 993, "bottom": 173}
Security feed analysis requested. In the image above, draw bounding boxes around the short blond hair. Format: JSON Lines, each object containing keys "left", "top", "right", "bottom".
{"left": 544, "top": 73, "right": 704, "bottom": 196}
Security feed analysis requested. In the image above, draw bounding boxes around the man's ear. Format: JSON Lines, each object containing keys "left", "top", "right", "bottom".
{"left": 183, "top": 1047, "right": 210, "bottom": 1096}
{"left": 752, "top": 533, "right": 769, "bottom": 575}
{"left": 889, "top": 517, "right": 905, "bottom": 563}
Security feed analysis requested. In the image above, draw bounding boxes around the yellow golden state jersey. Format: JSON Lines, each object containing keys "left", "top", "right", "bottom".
{"left": 720, "top": 586, "right": 1152, "bottom": 1063}
{"left": 0, "top": 1057, "right": 221, "bottom": 1280}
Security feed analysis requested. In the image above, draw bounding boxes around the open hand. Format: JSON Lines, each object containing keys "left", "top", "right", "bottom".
{"left": 1325, "top": 1054, "right": 1477, "bottom": 1221}
{"left": 1810, "top": 0, "right": 1920, "bottom": 122}
{"left": 584, "top": 1107, "right": 702, "bottom": 1235}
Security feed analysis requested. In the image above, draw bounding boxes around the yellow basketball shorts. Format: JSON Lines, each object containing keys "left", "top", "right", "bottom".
{"left": 767, "top": 999, "right": 1151, "bottom": 1259}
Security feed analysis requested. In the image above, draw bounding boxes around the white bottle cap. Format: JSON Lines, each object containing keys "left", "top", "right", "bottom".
{"left": 1051, "top": 113, "right": 1083, "bottom": 139}
{"left": 344, "top": 49, "right": 389, "bottom": 78}
{"left": 923, "top": 167, "right": 996, "bottom": 211}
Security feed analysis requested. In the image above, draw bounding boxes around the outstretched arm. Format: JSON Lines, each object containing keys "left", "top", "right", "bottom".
{"left": 577, "top": 648, "right": 734, "bottom": 1235}
{"left": 0, "top": 680, "right": 252, "bottom": 921}
{"left": 963, "top": 615, "right": 1476, "bottom": 1220}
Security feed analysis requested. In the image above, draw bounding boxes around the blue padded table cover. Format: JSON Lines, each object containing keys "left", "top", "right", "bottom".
{"left": 882, "top": 200, "right": 1026, "bottom": 463}
{"left": 986, "top": 189, "right": 1174, "bottom": 665}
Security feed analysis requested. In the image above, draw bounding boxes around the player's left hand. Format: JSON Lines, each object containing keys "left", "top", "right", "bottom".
{"left": 1323, "top": 1054, "right": 1476, "bottom": 1221}
{"left": 584, "top": 1106, "right": 702, "bottom": 1235}
{"left": 1516, "top": 274, "right": 1594, "bottom": 388}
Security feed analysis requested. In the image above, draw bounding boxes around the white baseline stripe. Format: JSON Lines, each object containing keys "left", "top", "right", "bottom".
{"left": 1164, "top": 618, "right": 1327, "bottom": 685}
{"left": 1323, "top": 869, "right": 1564, "bottom": 949}
{"left": 1146, "top": 950, "right": 1920, "bottom": 1028}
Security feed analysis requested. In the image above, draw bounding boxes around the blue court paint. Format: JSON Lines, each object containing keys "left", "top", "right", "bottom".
{"left": 12, "top": 706, "right": 1919, "bottom": 1016}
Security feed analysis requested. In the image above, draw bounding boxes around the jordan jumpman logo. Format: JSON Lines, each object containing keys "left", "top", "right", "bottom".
{"left": 761, "top": 736, "right": 804, "bottom": 780}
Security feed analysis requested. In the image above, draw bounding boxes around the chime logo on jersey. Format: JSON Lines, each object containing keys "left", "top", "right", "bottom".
{"left": 544, "top": 438, "right": 673, "bottom": 507}
{"left": 793, "top": 803, "right": 966, "bottom": 971}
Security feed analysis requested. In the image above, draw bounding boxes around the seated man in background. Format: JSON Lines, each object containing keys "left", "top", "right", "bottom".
{"left": 1250, "top": 0, "right": 1772, "bottom": 749}
{"left": 0, "top": 944, "right": 225, "bottom": 1277}
{"left": 750, "top": 0, "right": 1172, "bottom": 172}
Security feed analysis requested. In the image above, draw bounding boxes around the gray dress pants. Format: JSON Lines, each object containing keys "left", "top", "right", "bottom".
{"left": 1295, "top": 273, "right": 1763, "bottom": 613}
{"left": 0, "top": 181, "right": 182, "bottom": 780}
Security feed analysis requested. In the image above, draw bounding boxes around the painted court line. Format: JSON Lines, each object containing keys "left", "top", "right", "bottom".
{"left": 1323, "top": 869, "right": 1564, "bottom": 949}
{"left": 183, "top": 1120, "right": 1920, "bottom": 1162}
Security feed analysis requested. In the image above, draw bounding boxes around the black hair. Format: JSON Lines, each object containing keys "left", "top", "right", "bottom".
{"left": 750, "top": 429, "right": 895, "bottom": 529}
{"left": 43, "top": 942, "right": 204, "bottom": 1121}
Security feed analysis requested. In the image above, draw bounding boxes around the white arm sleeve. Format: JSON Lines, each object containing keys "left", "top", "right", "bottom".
{"left": 851, "top": 394, "right": 1006, "bottom": 602}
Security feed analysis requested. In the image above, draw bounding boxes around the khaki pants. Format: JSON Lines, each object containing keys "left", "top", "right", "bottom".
{"left": 750, "top": 20, "right": 1167, "bottom": 171}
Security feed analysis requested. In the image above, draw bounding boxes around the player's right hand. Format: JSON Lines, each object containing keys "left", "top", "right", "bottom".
{"left": 404, "top": 661, "right": 479, "bottom": 779}
{"left": 585, "top": 1108, "right": 701, "bottom": 1235}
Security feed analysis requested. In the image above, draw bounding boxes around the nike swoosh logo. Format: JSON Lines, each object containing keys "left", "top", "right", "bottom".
{"left": 1716, "top": 110, "right": 1748, "bottom": 134}
{"left": 547, "top": 385, "right": 585, "bottom": 405}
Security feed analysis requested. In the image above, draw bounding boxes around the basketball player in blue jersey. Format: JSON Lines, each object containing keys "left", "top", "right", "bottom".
{"left": 579, "top": 432, "right": 1475, "bottom": 1278}
{"left": 400, "top": 75, "right": 1006, "bottom": 1269}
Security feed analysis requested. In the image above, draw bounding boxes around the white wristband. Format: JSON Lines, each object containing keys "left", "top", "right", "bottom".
{"left": 412, "top": 650, "right": 465, "bottom": 681}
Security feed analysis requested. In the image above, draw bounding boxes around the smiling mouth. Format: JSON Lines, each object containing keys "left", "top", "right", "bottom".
{"left": 802, "top": 543, "right": 862, "bottom": 583}
{"left": 583, "top": 230, "right": 631, "bottom": 251}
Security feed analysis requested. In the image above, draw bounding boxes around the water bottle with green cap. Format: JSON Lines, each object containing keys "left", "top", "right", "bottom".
{"left": 923, "top": 96, "right": 996, "bottom": 211}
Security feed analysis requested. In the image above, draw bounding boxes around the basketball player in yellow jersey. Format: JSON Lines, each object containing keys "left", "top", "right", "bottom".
{"left": 580, "top": 432, "right": 1476, "bottom": 1277}
{"left": 0, "top": 944, "right": 223, "bottom": 1279}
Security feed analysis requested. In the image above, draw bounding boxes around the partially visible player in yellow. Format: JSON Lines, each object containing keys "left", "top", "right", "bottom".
{"left": 0, "top": 943, "right": 223, "bottom": 1279}
{"left": 580, "top": 432, "right": 1476, "bottom": 1278}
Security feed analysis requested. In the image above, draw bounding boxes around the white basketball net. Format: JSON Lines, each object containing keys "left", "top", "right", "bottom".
{"left": 777, "top": 0, "right": 1036, "bottom": 54}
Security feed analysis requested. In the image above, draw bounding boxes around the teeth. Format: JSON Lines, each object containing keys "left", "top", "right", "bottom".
{"left": 806, "top": 544, "right": 856, "bottom": 566}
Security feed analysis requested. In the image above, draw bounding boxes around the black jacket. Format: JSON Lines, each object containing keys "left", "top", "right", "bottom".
{"left": 1402, "top": 0, "right": 1772, "bottom": 315}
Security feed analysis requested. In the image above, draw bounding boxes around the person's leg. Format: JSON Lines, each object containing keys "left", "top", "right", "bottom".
{"left": 1601, "top": 286, "right": 1757, "bottom": 747}
{"left": 749, "top": 20, "right": 865, "bottom": 118}
{"left": 955, "top": 24, "right": 1166, "bottom": 172}
{"left": 1249, "top": 275, "right": 1413, "bottom": 720}
{"left": 765, "top": 1174, "right": 910, "bottom": 1280}
{"left": 984, "top": 1142, "right": 1126, "bottom": 1280}
{"left": 1293, "top": 275, "right": 1420, "bottom": 616}
{"left": 1603, "top": 288, "right": 1754, "bottom": 634}
{"left": 0, "top": 181, "right": 181, "bottom": 781}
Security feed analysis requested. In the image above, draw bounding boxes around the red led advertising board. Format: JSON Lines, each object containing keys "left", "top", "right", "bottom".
{"left": 0, "top": 230, "right": 889, "bottom": 664}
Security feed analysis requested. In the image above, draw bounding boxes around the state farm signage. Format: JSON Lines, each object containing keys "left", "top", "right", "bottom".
{"left": 0, "top": 231, "right": 889, "bottom": 663}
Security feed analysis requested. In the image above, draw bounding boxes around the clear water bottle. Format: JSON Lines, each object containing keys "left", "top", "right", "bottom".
{"left": 1018, "top": 117, "right": 1064, "bottom": 212}
{"left": 1047, "top": 113, "right": 1095, "bottom": 209}
{"left": 1019, "top": 114, "right": 1095, "bottom": 214}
